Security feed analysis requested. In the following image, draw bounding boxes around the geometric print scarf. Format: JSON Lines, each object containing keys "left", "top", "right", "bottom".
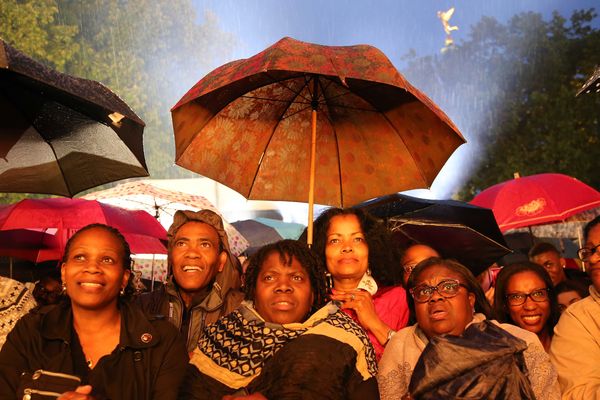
{"left": 191, "top": 301, "right": 377, "bottom": 389}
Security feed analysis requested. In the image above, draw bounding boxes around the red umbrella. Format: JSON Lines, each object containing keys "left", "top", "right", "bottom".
{"left": 0, "top": 198, "right": 167, "bottom": 262}
{"left": 470, "top": 173, "right": 600, "bottom": 232}
{"left": 171, "top": 36, "right": 464, "bottom": 244}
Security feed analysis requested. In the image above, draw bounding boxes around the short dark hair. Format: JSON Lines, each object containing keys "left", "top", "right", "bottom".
{"left": 554, "top": 279, "right": 589, "bottom": 299}
{"left": 306, "top": 207, "right": 401, "bottom": 286}
{"left": 406, "top": 257, "right": 493, "bottom": 323}
{"left": 244, "top": 239, "right": 328, "bottom": 313}
{"left": 528, "top": 242, "right": 561, "bottom": 259}
{"left": 62, "top": 223, "right": 134, "bottom": 298}
{"left": 584, "top": 215, "right": 600, "bottom": 243}
{"left": 493, "top": 261, "right": 560, "bottom": 337}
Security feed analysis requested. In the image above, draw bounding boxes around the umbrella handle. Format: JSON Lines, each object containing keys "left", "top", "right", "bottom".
{"left": 307, "top": 78, "right": 318, "bottom": 247}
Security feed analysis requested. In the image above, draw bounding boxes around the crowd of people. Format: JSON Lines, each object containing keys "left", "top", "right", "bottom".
{"left": 0, "top": 207, "right": 598, "bottom": 399}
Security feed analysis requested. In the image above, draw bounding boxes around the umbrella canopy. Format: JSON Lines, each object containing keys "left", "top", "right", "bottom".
{"left": 83, "top": 180, "right": 249, "bottom": 256}
{"left": 356, "top": 193, "right": 511, "bottom": 276}
{"left": 172, "top": 36, "right": 465, "bottom": 244}
{"left": 470, "top": 173, "right": 600, "bottom": 232}
{"left": 576, "top": 65, "right": 600, "bottom": 96}
{"left": 232, "top": 218, "right": 305, "bottom": 254}
{"left": 0, "top": 198, "right": 167, "bottom": 262}
{"left": 0, "top": 39, "right": 148, "bottom": 197}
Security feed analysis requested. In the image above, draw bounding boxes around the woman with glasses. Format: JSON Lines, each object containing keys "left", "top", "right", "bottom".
{"left": 378, "top": 257, "right": 560, "bottom": 400}
{"left": 550, "top": 215, "right": 600, "bottom": 398}
{"left": 493, "top": 261, "right": 560, "bottom": 352}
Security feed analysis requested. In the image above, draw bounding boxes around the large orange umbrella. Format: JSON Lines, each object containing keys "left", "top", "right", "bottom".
{"left": 172, "top": 37, "right": 465, "bottom": 244}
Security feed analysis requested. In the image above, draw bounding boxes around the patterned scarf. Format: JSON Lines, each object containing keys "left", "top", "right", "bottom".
{"left": 190, "top": 301, "right": 377, "bottom": 389}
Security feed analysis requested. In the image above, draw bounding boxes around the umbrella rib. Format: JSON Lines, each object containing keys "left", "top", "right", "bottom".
{"left": 246, "top": 73, "right": 312, "bottom": 199}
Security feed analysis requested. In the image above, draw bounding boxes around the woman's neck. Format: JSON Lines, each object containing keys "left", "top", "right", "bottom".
{"left": 538, "top": 329, "right": 552, "bottom": 352}
{"left": 72, "top": 303, "right": 121, "bottom": 334}
{"left": 333, "top": 277, "right": 361, "bottom": 292}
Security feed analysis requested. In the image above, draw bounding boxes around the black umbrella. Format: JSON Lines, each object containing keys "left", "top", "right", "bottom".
{"left": 232, "top": 219, "right": 284, "bottom": 255}
{"left": 0, "top": 39, "right": 148, "bottom": 197}
{"left": 356, "top": 193, "right": 511, "bottom": 276}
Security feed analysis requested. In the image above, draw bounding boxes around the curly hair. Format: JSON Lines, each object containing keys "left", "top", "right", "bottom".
{"left": 306, "top": 207, "right": 401, "bottom": 286}
{"left": 62, "top": 223, "right": 134, "bottom": 299}
{"left": 244, "top": 239, "right": 328, "bottom": 313}
{"left": 493, "top": 261, "right": 560, "bottom": 338}
{"left": 406, "top": 257, "right": 493, "bottom": 324}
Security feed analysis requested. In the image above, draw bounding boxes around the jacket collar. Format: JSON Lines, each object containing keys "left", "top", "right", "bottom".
{"left": 41, "top": 301, "right": 160, "bottom": 349}
{"left": 165, "top": 275, "right": 228, "bottom": 312}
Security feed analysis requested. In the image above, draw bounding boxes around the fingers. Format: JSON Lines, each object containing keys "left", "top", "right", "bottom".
{"left": 57, "top": 385, "right": 94, "bottom": 400}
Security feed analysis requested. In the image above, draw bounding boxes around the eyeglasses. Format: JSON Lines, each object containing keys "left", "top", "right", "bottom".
{"left": 505, "top": 288, "right": 550, "bottom": 306}
{"left": 410, "top": 279, "right": 467, "bottom": 303}
{"left": 577, "top": 244, "right": 600, "bottom": 261}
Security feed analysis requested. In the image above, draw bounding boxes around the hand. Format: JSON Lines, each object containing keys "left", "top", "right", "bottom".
{"left": 58, "top": 385, "right": 95, "bottom": 400}
{"left": 330, "top": 289, "right": 379, "bottom": 331}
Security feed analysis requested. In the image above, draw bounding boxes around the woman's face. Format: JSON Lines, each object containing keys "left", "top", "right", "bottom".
{"left": 61, "top": 227, "right": 130, "bottom": 311}
{"left": 557, "top": 290, "right": 582, "bottom": 313}
{"left": 413, "top": 264, "right": 475, "bottom": 339}
{"left": 325, "top": 214, "right": 369, "bottom": 283}
{"left": 254, "top": 251, "right": 314, "bottom": 324}
{"left": 505, "top": 271, "right": 550, "bottom": 335}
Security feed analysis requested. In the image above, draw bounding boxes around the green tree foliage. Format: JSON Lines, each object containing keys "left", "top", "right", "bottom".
{"left": 402, "top": 9, "right": 600, "bottom": 200}
{"left": 0, "top": 0, "right": 235, "bottom": 204}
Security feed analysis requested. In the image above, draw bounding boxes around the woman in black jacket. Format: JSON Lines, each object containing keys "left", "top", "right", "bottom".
{"left": 0, "top": 223, "right": 188, "bottom": 400}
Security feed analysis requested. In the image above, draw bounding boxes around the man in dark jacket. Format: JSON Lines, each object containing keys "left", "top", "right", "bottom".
{"left": 137, "top": 209, "right": 244, "bottom": 353}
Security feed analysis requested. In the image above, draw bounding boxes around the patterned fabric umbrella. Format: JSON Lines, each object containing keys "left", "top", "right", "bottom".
{"left": 0, "top": 39, "right": 148, "bottom": 196}
{"left": 83, "top": 180, "right": 249, "bottom": 256}
{"left": 172, "top": 37, "right": 465, "bottom": 244}
{"left": 470, "top": 173, "right": 600, "bottom": 232}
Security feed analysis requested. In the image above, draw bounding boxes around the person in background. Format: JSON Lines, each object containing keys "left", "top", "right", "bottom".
{"left": 550, "top": 215, "right": 600, "bottom": 398}
{"left": 493, "top": 262, "right": 559, "bottom": 352}
{"left": 0, "top": 223, "right": 188, "bottom": 399}
{"left": 182, "top": 240, "right": 379, "bottom": 400}
{"left": 400, "top": 243, "right": 440, "bottom": 287}
{"left": 0, "top": 275, "right": 36, "bottom": 351}
{"left": 554, "top": 279, "right": 589, "bottom": 313}
{"left": 137, "top": 209, "right": 243, "bottom": 354}
{"left": 309, "top": 207, "right": 408, "bottom": 360}
{"left": 378, "top": 258, "right": 560, "bottom": 400}
{"left": 528, "top": 241, "right": 590, "bottom": 287}
{"left": 32, "top": 271, "right": 63, "bottom": 307}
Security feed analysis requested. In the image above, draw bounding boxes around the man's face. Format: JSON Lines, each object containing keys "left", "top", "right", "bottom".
{"left": 170, "top": 222, "right": 227, "bottom": 296}
{"left": 531, "top": 251, "right": 566, "bottom": 286}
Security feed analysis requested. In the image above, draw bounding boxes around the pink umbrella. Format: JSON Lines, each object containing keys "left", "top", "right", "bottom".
{"left": 0, "top": 198, "right": 167, "bottom": 262}
{"left": 470, "top": 173, "right": 600, "bottom": 232}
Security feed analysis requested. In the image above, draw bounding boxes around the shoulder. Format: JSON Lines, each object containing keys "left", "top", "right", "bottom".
{"left": 489, "top": 320, "right": 542, "bottom": 346}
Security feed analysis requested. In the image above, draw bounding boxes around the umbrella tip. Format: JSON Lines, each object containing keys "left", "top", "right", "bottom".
{"left": 513, "top": 172, "right": 521, "bottom": 179}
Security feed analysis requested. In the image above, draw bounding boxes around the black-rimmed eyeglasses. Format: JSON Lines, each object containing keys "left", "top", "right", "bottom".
{"left": 410, "top": 279, "right": 468, "bottom": 303}
{"left": 578, "top": 244, "right": 600, "bottom": 261}
{"left": 505, "top": 288, "right": 550, "bottom": 306}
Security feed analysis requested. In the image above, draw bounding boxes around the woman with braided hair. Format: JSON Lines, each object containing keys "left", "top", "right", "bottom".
{"left": 181, "top": 239, "right": 379, "bottom": 400}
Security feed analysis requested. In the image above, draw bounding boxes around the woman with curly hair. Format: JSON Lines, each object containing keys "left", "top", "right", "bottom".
{"left": 308, "top": 207, "right": 408, "bottom": 359}
{"left": 182, "top": 239, "right": 379, "bottom": 400}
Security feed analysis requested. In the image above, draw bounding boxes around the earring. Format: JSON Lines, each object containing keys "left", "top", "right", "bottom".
{"left": 61, "top": 283, "right": 67, "bottom": 294}
{"left": 366, "top": 268, "right": 371, "bottom": 276}
{"left": 120, "top": 287, "right": 125, "bottom": 296}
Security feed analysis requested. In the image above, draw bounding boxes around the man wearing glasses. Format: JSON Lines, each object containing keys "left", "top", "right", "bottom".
{"left": 550, "top": 215, "right": 600, "bottom": 399}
